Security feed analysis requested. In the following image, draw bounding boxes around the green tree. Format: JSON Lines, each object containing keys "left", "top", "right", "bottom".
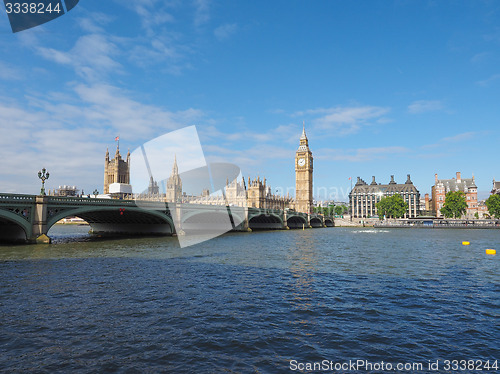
{"left": 333, "top": 204, "right": 348, "bottom": 216}
{"left": 376, "top": 194, "right": 408, "bottom": 219}
{"left": 440, "top": 191, "right": 467, "bottom": 218}
{"left": 376, "top": 198, "right": 389, "bottom": 219}
{"left": 474, "top": 212, "right": 479, "bottom": 219}
{"left": 485, "top": 194, "right": 500, "bottom": 218}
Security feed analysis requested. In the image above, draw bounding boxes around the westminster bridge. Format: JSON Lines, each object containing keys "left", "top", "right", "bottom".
{"left": 0, "top": 194, "right": 334, "bottom": 243}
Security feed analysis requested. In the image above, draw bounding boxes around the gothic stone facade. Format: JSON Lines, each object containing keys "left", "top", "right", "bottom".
{"left": 104, "top": 146, "right": 130, "bottom": 194}
{"left": 350, "top": 175, "right": 420, "bottom": 218}
{"left": 166, "top": 156, "right": 182, "bottom": 202}
{"left": 295, "top": 126, "right": 313, "bottom": 213}
{"left": 245, "top": 177, "right": 292, "bottom": 210}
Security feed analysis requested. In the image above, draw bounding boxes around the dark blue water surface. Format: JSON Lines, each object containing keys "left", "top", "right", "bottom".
{"left": 1, "top": 227, "right": 499, "bottom": 373}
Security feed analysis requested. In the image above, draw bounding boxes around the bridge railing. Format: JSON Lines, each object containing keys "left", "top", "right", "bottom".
{"left": 0, "top": 193, "right": 36, "bottom": 203}
{"left": 47, "top": 196, "right": 138, "bottom": 206}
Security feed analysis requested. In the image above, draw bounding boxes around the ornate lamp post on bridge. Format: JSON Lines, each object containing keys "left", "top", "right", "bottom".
{"left": 93, "top": 189, "right": 99, "bottom": 198}
{"left": 37, "top": 168, "right": 49, "bottom": 196}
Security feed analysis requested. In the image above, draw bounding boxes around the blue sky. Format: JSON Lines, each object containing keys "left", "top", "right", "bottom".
{"left": 0, "top": 0, "right": 499, "bottom": 201}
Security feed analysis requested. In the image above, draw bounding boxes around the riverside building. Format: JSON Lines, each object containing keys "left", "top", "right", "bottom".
{"left": 431, "top": 172, "right": 478, "bottom": 219}
{"left": 349, "top": 175, "right": 420, "bottom": 218}
{"left": 492, "top": 179, "right": 500, "bottom": 195}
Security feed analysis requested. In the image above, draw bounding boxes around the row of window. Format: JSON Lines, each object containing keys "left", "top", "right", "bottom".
{"left": 351, "top": 192, "right": 418, "bottom": 196}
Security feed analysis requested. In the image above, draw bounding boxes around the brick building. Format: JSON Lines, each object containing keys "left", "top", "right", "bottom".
{"left": 431, "top": 172, "right": 478, "bottom": 218}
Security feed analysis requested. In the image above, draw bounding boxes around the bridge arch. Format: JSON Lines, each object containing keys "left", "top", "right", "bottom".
{"left": 324, "top": 218, "right": 334, "bottom": 227}
{"left": 248, "top": 213, "right": 283, "bottom": 230}
{"left": 310, "top": 217, "right": 323, "bottom": 228}
{"left": 286, "top": 215, "right": 308, "bottom": 229}
{"left": 0, "top": 209, "right": 32, "bottom": 242}
{"left": 46, "top": 206, "right": 175, "bottom": 237}
{"left": 325, "top": 217, "right": 335, "bottom": 227}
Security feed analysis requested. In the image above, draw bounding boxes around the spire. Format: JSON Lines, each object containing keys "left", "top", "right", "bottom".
{"left": 105, "top": 148, "right": 109, "bottom": 160}
{"left": 300, "top": 121, "right": 307, "bottom": 140}
{"left": 172, "top": 154, "right": 178, "bottom": 175}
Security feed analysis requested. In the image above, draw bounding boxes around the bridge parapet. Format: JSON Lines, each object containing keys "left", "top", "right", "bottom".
{"left": 0, "top": 194, "right": 36, "bottom": 203}
{"left": 47, "top": 196, "right": 137, "bottom": 206}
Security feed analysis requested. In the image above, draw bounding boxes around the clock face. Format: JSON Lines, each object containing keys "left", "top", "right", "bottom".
{"left": 298, "top": 158, "right": 306, "bottom": 167}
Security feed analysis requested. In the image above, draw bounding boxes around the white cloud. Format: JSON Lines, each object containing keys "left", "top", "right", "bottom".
{"left": 70, "top": 83, "right": 205, "bottom": 139}
{"left": 115, "top": 0, "right": 175, "bottom": 35}
{"left": 214, "top": 23, "right": 238, "bottom": 41}
{"left": 0, "top": 61, "right": 23, "bottom": 80}
{"left": 76, "top": 12, "right": 113, "bottom": 33}
{"left": 194, "top": 0, "right": 211, "bottom": 27}
{"left": 33, "top": 5, "right": 193, "bottom": 78}
{"left": 37, "top": 34, "right": 122, "bottom": 81}
{"left": 421, "top": 131, "right": 478, "bottom": 150}
{"left": 203, "top": 142, "right": 294, "bottom": 182}
{"left": 0, "top": 84, "right": 208, "bottom": 194}
{"left": 316, "top": 146, "right": 409, "bottom": 162}
{"left": 294, "top": 106, "right": 390, "bottom": 136}
{"left": 408, "top": 100, "right": 443, "bottom": 114}
{"left": 476, "top": 74, "right": 500, "bottom": 87}
{"left": 199, "top": 123, "right": 300, "bottom": 146}
{"left": 471, "top": 51, "right": 491, "bottom": 64}
{"left": 442, "top": 131, "right": 476, "bottom": 143}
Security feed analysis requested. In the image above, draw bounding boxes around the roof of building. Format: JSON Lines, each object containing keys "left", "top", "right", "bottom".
{"left": 352, "top": 175, "right": 419, "bottom": 194}
{"left": 436, "top": 177, "right": 477, "bottom": 192}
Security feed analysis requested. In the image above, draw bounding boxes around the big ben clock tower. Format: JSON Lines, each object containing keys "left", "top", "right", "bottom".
{"left": 295, "top": 123, "right": 313, "bottom": 213}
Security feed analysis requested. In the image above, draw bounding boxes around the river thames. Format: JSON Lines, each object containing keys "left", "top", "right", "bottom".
{"left": 1, "top": 226, "right": 498, "bottom": 373}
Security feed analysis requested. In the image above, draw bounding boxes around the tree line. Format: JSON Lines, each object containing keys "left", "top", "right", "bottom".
{"left": 313, "top": 204, "right": 349, "bottom": 216}
{"left": 312, "top": 192, "right": 500, "bottom": 219}
{"left": 374, "top": 191, "right": 500, "bottom": 219}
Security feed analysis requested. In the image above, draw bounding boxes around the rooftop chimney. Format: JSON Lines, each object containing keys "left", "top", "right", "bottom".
{"left": 456, "top": 171, "right": 461, "bottom": 183}
{"left": 435, "top": 173, "right": 438, "bottom": 184}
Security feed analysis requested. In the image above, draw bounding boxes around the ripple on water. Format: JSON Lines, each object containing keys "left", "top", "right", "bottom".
{"left": 0, "top": 227, "right": 499, "bottom": 371}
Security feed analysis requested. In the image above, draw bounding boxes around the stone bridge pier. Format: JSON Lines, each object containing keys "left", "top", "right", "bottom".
{"left": 32, "top": 196, "right": 50, "bottom": 243}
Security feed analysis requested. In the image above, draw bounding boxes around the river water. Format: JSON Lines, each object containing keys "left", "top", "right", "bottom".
{"left": 0, "top": 226, "right": 498, "bottom": 373}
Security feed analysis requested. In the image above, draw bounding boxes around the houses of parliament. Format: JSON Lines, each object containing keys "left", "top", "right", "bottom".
{"left": 103, "top": 127, "right": 314, "bottom": 213}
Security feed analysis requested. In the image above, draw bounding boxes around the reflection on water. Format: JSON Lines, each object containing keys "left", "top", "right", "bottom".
{"left": 0, "top": 226, "right": 499, "bottom": 372}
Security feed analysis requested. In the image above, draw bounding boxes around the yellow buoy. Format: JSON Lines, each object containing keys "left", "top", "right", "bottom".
{"left": 486, "top": 249, "right": 496, "bottom": 255}
{"left": 462, "top": 241, "right": 470, "bottom": 246}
